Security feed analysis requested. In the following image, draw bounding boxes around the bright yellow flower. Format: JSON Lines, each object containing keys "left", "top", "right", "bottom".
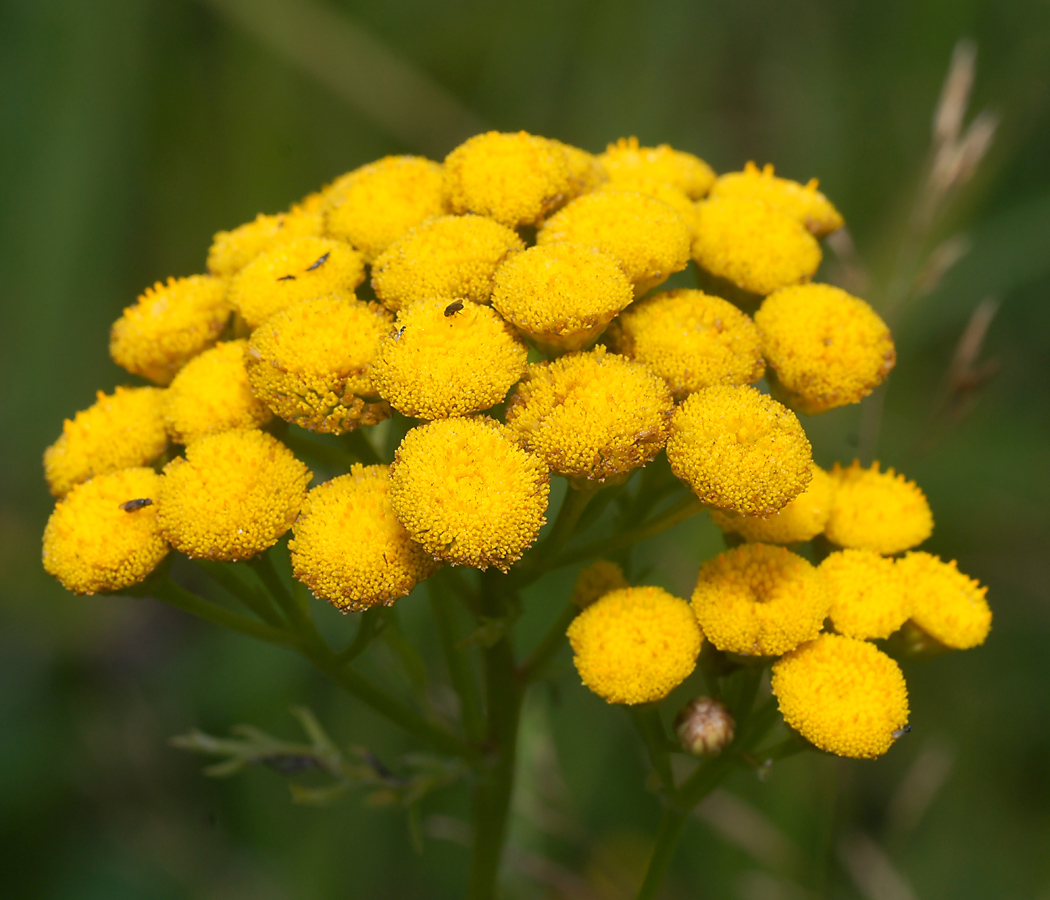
{"left": 825, "top": 461, "right": 933, "bottom": 555}
{"left": 598, "top": 176, "right": 699, "bottom": 236}
{"left": 598, "top": 137, "right": 716, "bottom": 199}
{"left": 710, "top": 464, "right": 834, "bottom": 545}
{"left": 550, "top": 140, "right": 609, "bottom": 194}
{"left": 772, "top": 633, "right": 909, "bottom": 758}
{"left": 568, "top": 586, "right": 702, "bottom": 705}
{"left": 157, "top": 429, "right": 311, "bottom": 561}
{"left": 821, "top": 549, "right": 910, "bottom": 640}
{"left": 43, "top": 468, "right": 169, "bottom": 595}
{"left": 710, "top": 162, "right": 844, "bottom": 236}
{"left": 897, "top": 551, "right": 991, "bottom": 649}
{"left": 570, "top": 559, "right": 629, "bottom": 610}
{"left": 207, "top": 205, "right": 323, "bottom": 278}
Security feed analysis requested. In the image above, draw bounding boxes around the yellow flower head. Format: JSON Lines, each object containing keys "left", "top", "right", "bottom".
{"left": 371, "top": 298, "right": 528, "bottom": 420}
{"left": 598, "top": 177, "right": 699, "bottom": 237}
{"left": 692, "top": 196, "right": 822, "bottom": 296}
{"left": 371, "top": 214, "right": 524, "bottom": 312}
{"left": 157, "top": 429, "right": 311, "bottom": 561}
{"left": 772, "top": 633, "right": 909, "bottom": 758}
{"left": 691, "top": 543, "right": 829, "bottom": 656}
{"left": 43, "top": 468, "right": 169, "bottom": 595}
{"left": 567, "top": 586, "right": 702, "bottom": 705}
{"left": 897, "top": 551, "right": 991, "bottom": 649}
{"left": 571, "top": 559, "right": 629, "bottom": 609}
{"left": 490, "top": 243, "right": 634, "bottom": 353}
{"left": 504, "top": 347, "right": 673, "bottom": 483}
{"left": 322, "top": 155, "right": 447, "bottom": 260}
{"left": 110, "top": 275, "right": 231, "bottom": 385}
{"left": 388, "top": 417, "right": 549, "bottom": 571}
{"left": 289, "top": 465, "right": 438, "bottom": 611}
{"left": 537, "top": 189, "right": 692, "bottom": 297}
{"left": 710, "top": 464, "right": 834, "bottom": 545}
{"left": 598, "top": 137, "right": 716, "bottom": 199}
{"left": 44, "top": 386, "right": 168, "bottom": 498}
{"left": 228, "top": 236, "right": 366, "bottom": 328}
{"left": 442, "top": 131, "right": 574, "bottom": 228}
{"left": 550, "top": 140, "right": 609, "bottom": 194}
{"left": 821, "top": 548, "right": 910, "bottom": 640}
{"left": 605, "top": 288, "right": 765, "bottom": 400}
{"left": 710, "top": 162, "right": 844, "bottom": 237}
{"left": 246, "top": 295, "right": 392, "bottom": 433}
{"left": 825, "top": 461, "right": 933, "bottom": 555}
{"left": 666, "top": 384, "right": 812, "bottom": 517}
{"left": 755, "top": 283, "right": 896, "bottom": 414}
{"left": 207, "top": 205, "right": 323, "bottom": 277}
{"left": 163, "top": 340, "right": 273, "bottom": 444}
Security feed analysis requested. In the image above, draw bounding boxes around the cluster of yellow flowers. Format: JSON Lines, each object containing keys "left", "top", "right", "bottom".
{"left": 41, "top": 131, "right": 990, "bottom": 761}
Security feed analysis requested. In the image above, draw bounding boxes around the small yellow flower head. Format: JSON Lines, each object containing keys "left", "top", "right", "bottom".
{"left": 598, "top": 177, "right": 699, "bottom": 237}
{"left": 490, "top": 243, "right": 634, "bottom": 353}
{"left": 44, "top": 387, "right": 168, "bottom": 498}
{"left": 372, "top": 298, "right": 528, "bottom": 420}
{"left": 550, "top": 139, "right": 609, "bottom": 194}
{"left": 207, "top": 206, "right": 323, "bottom": 278}
{"left": 897, "top": 551, "right": 991, "bottom": 649}
{"left": 371, "top": 214, "right": 525, "bottom": 312}
{"left": 163, "top": 340, "right": 273, "bottom": 444}
{"left": 755, "top": 283, "right": 896, "bottom": 414}
{"left": 504, "top": 347, "right": 673, "bottom": 483}
{"left": 110, "top": 275, "right": 231, "bottom": 385}
{"left": 571, "top": 559, "right": 629, "bottom": 610}
{"left": 599, "top": 137, "right": 716, "bottom": 199}
{"left": 43, "top": 468, "right": 169, "bottom": 595}
{"left": 692, "top": 196, "right": 822, "bottom": 296}
{"left": 388, "top": 417, "right": 549, "bottom": 571}
{"left": 537, "top": 189, "right": 692, "bottom": 297}
{"left": 322, "top": 156, "right": 447, "bottom": 260}
{"left": 666, "top": 384, "right": 812, "bottom": 517}
{"left": 825, "top": 461, "right": 933, "bottom": 555}
{"left": 246, "top": 295, "right": 392, "bottom": 433}
{"left": 157, "top": 429, "right": 311, "bottom": 561}
{"left": 691, "top": 543, "right": 829, "bottom": 656}
{"left": 772, "top": 634, "right": 909, "bottom": 758}
{"left": 228, "top": 236, "right": 366, "bottom": 328}
{"left": 567, "top": 586, "right": 702, "bottom": 705}
{"left": 605, "top": 288, "right": 765, "bottom": 400}
{"left": 442, "top": 131, "right": 574, "bottom": 228}
{"left": 821, "top": 549, "right": 910, "bottom": 640}
{"left": 710, "top": 464, "right": 834, "bottom": 545}
{"left": 710, "top": 162, "right": 844, "bottom": 237}
{"left": 289, "top": 465, "right": 438, "bottom": 611}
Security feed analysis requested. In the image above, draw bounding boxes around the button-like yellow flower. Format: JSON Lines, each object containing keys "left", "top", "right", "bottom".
{"left": 667, "top": 384, "right": 812, "bottom": 517}
{"left": 598, "top": 137, "right": 716, "bottom": 199}
{"left": 710, "top": 464, "right": 834, "bottom": 545}
{"left": 163, "top": 340, "right": 272, "bottom": 444}
{"left": 605, "top": 288, "right": 765, "bottom": 400}
{"left": 228, "top": 236, "right": 366, "bottom": 328}
{"left": 691, "top": 543, "right": 829, "bottom": 656}
{"left": 755, "top": 283, "right": 896, "bottom": 414}
{"left": 550, "top": 140, "right": 609, "bottom": 195}
{"left": 772, "top": 633, "right": 909, "bottom": 758}
{"left": 371, "top": 214, "right": 524, "bottom": 312}
{"left": 710, "top": 162, "right": 844, "bottom": 236}
{"left": 43, "top": 468, "right": 169, "bottom": 595}
{"left": 110, "top": 275, "right": 231, "bottom": 385}
{"left": 504, "top": 347, "right": 672, "bottom": 484}
{"left": 571, "top": 559, "right": 629, "bottom": 610}
{"left": 372, "top": 298, "right": 528, "bottom": 420}
{"left": 825, "top": 461, "right": 933, "bottom": 555}
{"left": 568, "top": 585, "right": 702, "bottom": 705}
{"left": 289, "top": 465, "right": 438, "bottom": 611}
{"left": 44, "top": 386, "right": 168, "bottom": 498}
{"left": 490, "top": 243, "right": 634, "bottom": 354}
{"left": 598, "top": 177, "right": 700, "bottom": 237}
{"left": 897, "top": 551, "right": 991, "bottom": 649}
{"left": 157, "top": 429, "right": 311, "bottom": 561}
{"left": 388, "top": 417, "right": 549, "bottom": 571}
{"left": 207, "top": 205, "right": 323, "bottom": 277}
{"left": 821, "top": 549, "right": 910, "bottom": 640}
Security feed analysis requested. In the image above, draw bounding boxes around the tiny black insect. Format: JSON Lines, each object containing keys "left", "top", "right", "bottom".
{"left": 393, "top": 326, "right": 406, "bottom": 341}
{"left": 891, "top": 725, "right": 912, "bottom": 740}
{"left": 276, "top": 274, "right": 296, "bottom": 281}
{"left": 444, "top": 300, "right": 464, "bottom": 317}
{"left": 306, "top": 251, "right": 330, "bottom": 271}
{"left": 119, "top": 498, "right": 153, "bottom": 512}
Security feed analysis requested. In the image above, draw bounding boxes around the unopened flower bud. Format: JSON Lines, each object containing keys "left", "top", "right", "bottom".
{"left": 675, "top": 697, "right": 734, "bottom": 756}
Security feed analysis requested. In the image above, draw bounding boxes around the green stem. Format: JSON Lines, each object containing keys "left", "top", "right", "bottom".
{"left": 430, "top": 582, "right": 484, "bottom": 744}
{"left": 519, "top": 600, "right": 578, "bottom": 683}
{"left": 249, "top": 551, "right": 317, "bottom": 637}
{"left": 511, "top": 484, "right": 597, "bottom": 587}
{"left": 635, "top": 808, "right": 691, "bottom": 900}
{"left": 345, "top": 427, "right": 381, "bottom": 465}
{"left": 334, "top": 607, "right": 382, "bottom": 665}
{"left": 193, "top": 559, "right": 285, "bottom": 628}
{"left": 630, "top": 705, "right": 675, "bottom": 793}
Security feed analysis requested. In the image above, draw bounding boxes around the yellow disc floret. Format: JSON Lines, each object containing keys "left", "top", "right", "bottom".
{"left": 110, "top": 275, "right": 231, "bottom": 385}
{"left": 821, "top": 549, "right": 910, "bottom": 640}
{"left": 825, "top": 461, "right": 933, "bottom": 555}
{"left": 710, "top": 162, "right": 844, "bottom": 236}
{"left": 666, "top": 384, "right": 812, "bottom": 517}
{"left": 504, "top": 347, "right": 672, "bottom": 483}
{"left": 772, "top": 634, "right": 909, "bottom": 758}
{"left": 388, "top": 417, "right": 549, "bottom": 571}
{"left": 163, "top": 340, "right": 273, "bottom": 444}
{"left": 755, "top": 283, "right": 896, "bottom": 414}
{"left": 289, "top": 465, "right": 438, "bottom": 611}
{"left": 691, "top": 543, "right": 829, "bottom": 656}
{"left": 43, "top": 468, "right": 169, "bottom": 595}
{"left": 598, "top": 177, "right": 699, "bottom": 237}
{"left": 568, "top": 586, "right": 702, "bottom": 705}
{"left": 157, "top": 429, "right": 311, "bottom": 561}
{"left": 599, "top": 137, "right": 716, "bottom": 199}
{"left": 605, "top": 288, "right": 765, "bottom": 399}
{"left": 371, "top": 298, "right": 528, "bottom": 420}
{"left": 44, "top": 387, "right": 168, "bottom": 498}
{"left": 897, "top": 551, "right": 991, "bottom": 649}
{"left": 550, "top": 140, "right": 609, "bottom": 194}
{"left": 246, "top": 295, "right": 392, "bottom": 433}
{"left": 710, "top": 464, "right": 834, "bottom": 545}
{"left": 207, "top": 205, "right": 323, "bottom": 277}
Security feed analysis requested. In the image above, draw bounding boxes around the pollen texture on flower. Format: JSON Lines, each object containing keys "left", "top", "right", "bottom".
{"left": 710, "top": 464, "right": 834, "bottom": 545}
{"left": 551, "top": 140, "right": 609, "bottom": 194}
{"left": 821, "top": 548, "right": 910, "bottom": 640}
{"left": 207, "top": 205, "right": 323, "bottom": 278}
{"left": 898, "top": 551, "right": 991, "bottom": 649}
{"left": 710, "top": 162, "right": 844, "bottom": 236}
{"left": 599, "top": 137, "right": 716, "bottom": 199}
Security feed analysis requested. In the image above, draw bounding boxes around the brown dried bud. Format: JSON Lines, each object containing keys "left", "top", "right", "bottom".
{"left": 674, "top": 696, "right": 734, "bottom": 756}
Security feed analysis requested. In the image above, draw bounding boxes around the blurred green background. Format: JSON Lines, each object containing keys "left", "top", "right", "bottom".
{"left": 2, "top": 0, "right": 1049, "bottom": 897}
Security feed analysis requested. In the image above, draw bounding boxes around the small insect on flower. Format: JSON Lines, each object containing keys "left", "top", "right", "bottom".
{"left": 393, "top": 326, "right": 406, "bottom": 340}
{"left": 306, "top": 252, "right": 330, "bottom": 271}
{"left": 892, "top": 725, "right": 913, "bottom": 739}
{"left": 276, "top": 274, "right": 296, "bottom": 281}
{"left": 119, "top": 498, "right": 153, "bottom": 512}
{"left": 444, "top": 300, "right": 465, "bottom": 317}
